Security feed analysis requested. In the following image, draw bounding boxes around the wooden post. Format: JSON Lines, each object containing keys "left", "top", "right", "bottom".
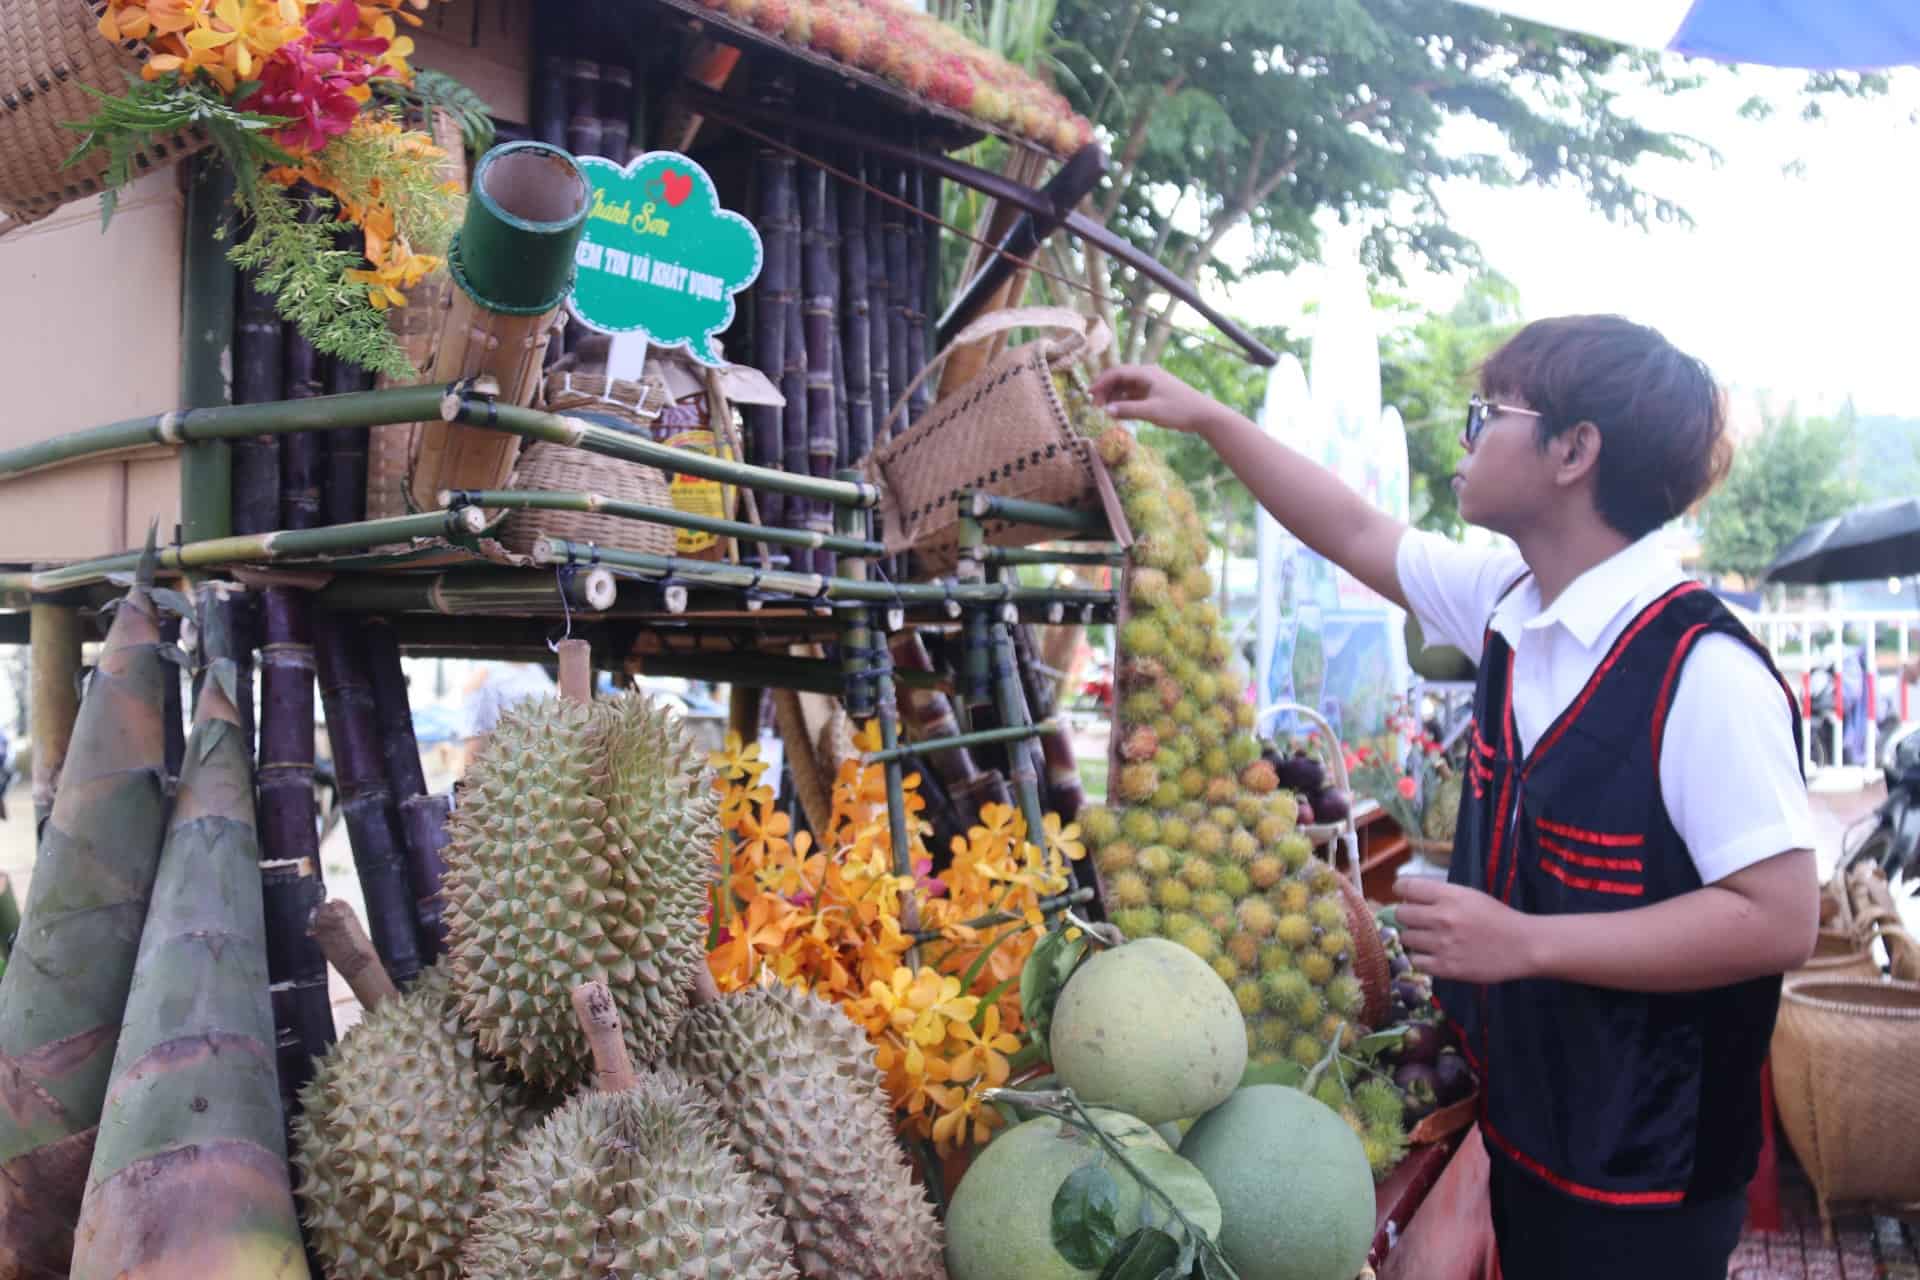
{"left": 27, "top": 602, "right": 81, "bottom": 832}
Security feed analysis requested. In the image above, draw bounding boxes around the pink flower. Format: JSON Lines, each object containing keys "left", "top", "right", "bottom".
{"left": 1396, "top": 776, "right": 1418, "bottom": 799}
{"left": 304, "top": 0, "right": 387, "bottom": 55}
{"left": 247, "top": 38, "right": 370, "bottom": 152}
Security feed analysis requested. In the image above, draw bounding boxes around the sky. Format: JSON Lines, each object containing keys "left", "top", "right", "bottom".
{"left": 1220, "top": 60, "right": 1920, "bottom": 421}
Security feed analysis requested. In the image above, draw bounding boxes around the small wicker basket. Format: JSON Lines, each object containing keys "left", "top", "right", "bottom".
{"left": 1772, "top": 977, "right": 1920, "bottom": 1237}
{"left": 0, "top": 3, "right": 207, "bottom": 228}
{"left": 493, "top": 372, "right": 676, "bottom": 559}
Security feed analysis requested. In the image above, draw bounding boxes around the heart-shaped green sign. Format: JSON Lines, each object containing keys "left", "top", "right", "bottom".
{"left": 567, "top": 151, "right": 763, "bottom": 366}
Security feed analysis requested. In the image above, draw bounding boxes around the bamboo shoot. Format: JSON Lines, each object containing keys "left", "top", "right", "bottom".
{"left": 0, "top": 558, "right": 171, "bottom": 1277}
{"left": 70, "top": 680, "right": 304, "bottom": 1280}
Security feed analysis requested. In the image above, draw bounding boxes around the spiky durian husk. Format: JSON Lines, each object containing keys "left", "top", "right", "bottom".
{"left": 1060, "top": 379, "right": 1382, "bottom": 1070}
{"left": 668, "top": 984, "right": 945, "bottom": 1280}
{"left": 293, "top": 966, "right": 549, "bottom": 1279}
{"left": 462, "top": 1071, "right": 798, "bottom": 1279}
{"left": 444, "top": 692, "right": 718, "bottom": 1088}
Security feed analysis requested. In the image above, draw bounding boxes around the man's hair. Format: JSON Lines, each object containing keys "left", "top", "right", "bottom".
{"left": 1478, "top": 315, "right": 1730, "bottom": 540}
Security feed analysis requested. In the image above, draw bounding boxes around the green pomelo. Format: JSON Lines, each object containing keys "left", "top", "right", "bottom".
{"left": 945, "top": 1113, "right": 1202, "bottom": 1280}
{"left": 1049, "top": 938, "right": 1247, "bottom": 1123}
{"left": 1177, "top": 1085, "right": 1374, "bottom": 1280}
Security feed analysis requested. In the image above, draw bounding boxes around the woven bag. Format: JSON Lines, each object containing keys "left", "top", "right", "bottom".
{"left": 864, "top": 306, "right": 1116, "bottom": 577}
{"left": 1772, "top": 977, "right": 1920, "bottom": 1235}
{"left": 494, "top": 372, "right": 675, "bottom": 558}
{"left": 0, "top": 3, "right": 206, "bottom": 227}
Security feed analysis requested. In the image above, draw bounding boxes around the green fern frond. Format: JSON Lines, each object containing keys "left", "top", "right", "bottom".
{"left": 372, "top": 68, "right": 496, "bottom": 155}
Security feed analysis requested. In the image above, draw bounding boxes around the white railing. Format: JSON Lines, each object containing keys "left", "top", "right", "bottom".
{"left": 1757, "top": 609, "right": 1918, "bottom": 777}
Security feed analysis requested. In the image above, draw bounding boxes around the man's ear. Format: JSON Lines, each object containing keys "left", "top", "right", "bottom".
{"left": 1553, "top": 421, "right": 1602, "bottom": 488}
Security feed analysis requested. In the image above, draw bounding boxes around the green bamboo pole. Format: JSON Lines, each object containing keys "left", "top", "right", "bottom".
{"left": 862, "top": 720, "right": 1058, "bottom": 765}
{"left": 872, "top": 616, "right": 913, "bottom": 882}
{"left": 976, "top": 546, "right": 1125, "bottom": 567}
{"left": 908, "top": 887, "right": 1095, "bottom": 943}
{"left": 0, "top": 388, "right": 881, "bottom": 510}
{"left": 532, "top": 538, "right": 1115, "bottom": 610}
{"left": 27, "top": 601, "right": 82, "bottom": 832}
{"left": 0, "top": 555, "right": 172, "bottom": 1276}
{"left": 990, "top": 612, "right": 1050, "bottom": 864}
{"left": 835, "top": 478, "right": 876, "bottom": 719}
{"left": 18, "top": 509, "right": 484, "bottom": 594}
{"left": 440, "top": 489, "right": 885, "bottom": 557}
{"left": 179, "top": 154, "right": 236, "bottom": 543}
{"left": 311, "top": 567, "right": 617, "bottom": 616}
{"left": 966, "top": 490, "right": 1109, "bottom": 536}
{"left": 69, "top": 679, "right": 304, "bottom": 1280}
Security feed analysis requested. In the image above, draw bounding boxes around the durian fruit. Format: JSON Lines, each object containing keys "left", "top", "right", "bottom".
{"left": 669, "top": 983, "right": 944, "bottom": 1279}
{"left": 294, "top": 965, "right": 551, "bottom": 1279}
{"left": 463, "top": 983, "right": 797, "bottom": 1280}
{"left": 444, "top": 691, "right": 717, "bottom": 1088}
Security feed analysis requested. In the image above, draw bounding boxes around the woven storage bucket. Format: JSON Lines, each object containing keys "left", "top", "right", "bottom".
{"left": 0, "top": 4, "right": 206, "bottom": 226}
{"left": 1790, "top": 928, "right": 1883, "bottom": 984}
{"left": 495, "top": 372, "right": 676, "bottom": 558}
{"left": 865, "top": 306, "right": 1116, "bottom": 577}
{"left": 1772, "top": 976, "right": 1920, "bottom": 1232}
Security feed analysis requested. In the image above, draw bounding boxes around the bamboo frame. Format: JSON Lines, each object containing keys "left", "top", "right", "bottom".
{"left": 311, "top": 567, "right": 617, "bottom": 616}
{"left": 1, "top": 509, "right": 485, "bottom": 595}
{"left": 862, "top": 720, "right": 1056, "bottom": 765}
{"left": 363, "top": 619, "right": 448, "bottom": 962}
{"left": 27, "top": 602, "right": 81, "bottom": 831}
{"left": 232, "top": 274, "right": 284, "bottom": 536}
{"left": 442, "top": 488, "right": 884, "bottom": 556}
{"left": 840, "top": 150, "right": 874, "bottom": 464}
{"left": 179, "top": 154, "right": 235, "bottom": 543}
{"left": 801, "top": 160, "right": 840, "bottom": 578}
{"left": 0, "top": 385, "right": 880, "bottom": 510}
{"left": 748, "top": 72, "right": 795, "bottom": 532}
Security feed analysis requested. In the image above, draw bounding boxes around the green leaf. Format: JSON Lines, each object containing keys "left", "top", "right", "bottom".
{"left": 1354, "top": 1027, "right": 1409, "bottom": 1058}
{"left": 1020, "top": 926, "right": 1088, "bottom": 1049}
{"left": 1097, "top": 1228, "right": 1183, "bottom": 1280}
{"left": 1052, "top": 1163, "right": 1123, "bottom": 1270}
{"left": 1194, "top": 1250, "right": 1238, "bottom": 1280}
{"left": 1127, "top": 1149, "right": 1222, "bottom": 1242}
{"left": 1240, "top": 1059, "right": 1306, "bottom": 1088}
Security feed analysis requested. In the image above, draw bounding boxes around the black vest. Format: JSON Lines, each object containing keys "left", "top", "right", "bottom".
{"left": 1432, "top": 580, "right": 1802, "bottom": 1208}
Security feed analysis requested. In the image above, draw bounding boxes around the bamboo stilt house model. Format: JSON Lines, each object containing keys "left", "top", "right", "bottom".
{"left": 0, "top": 0, "right": 1327, "bottom": 1273}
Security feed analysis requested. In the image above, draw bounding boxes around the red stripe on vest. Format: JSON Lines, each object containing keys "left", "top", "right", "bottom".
{"left": 1527, "top": 581, "right": 1705, "bottom": 770}
{"left": 1482, "top": 1119, "right": 1687, "bottom": 1206}
{"left": 1539, "top": 834, "right": 1644, "bottom": 873}
{"left": 1539, "top": 857, "right": 1645, "bottom": 896}
{"left": 1650, "top": 621, "right": 1713, "bottom": 765}
{"left": 1536, "top": 817, "right": 1644, "bottom": 848}
{"left": 1487, "top": 650, "right": 1519, "bottom": 903}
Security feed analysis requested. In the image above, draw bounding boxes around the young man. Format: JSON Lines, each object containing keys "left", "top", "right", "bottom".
{"left": 1092, "top": 315, "right": 1817, "bottom": 1280}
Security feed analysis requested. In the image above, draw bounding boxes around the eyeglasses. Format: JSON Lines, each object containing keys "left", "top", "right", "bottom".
{"left": 1463, "top": 395, "right": 1543, "bottom": 449}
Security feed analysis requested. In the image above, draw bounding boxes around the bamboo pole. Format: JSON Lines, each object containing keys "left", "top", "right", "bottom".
{"left": 179, "top": 154, "right": 235, "bottom": 543}
{"left": 862, "top": 720, "right": 1057, "bottom": 764}
{"left": 233, "top": 273, "right": 285, "bottom": 535}
{"left": 881, "top": 161, "right": 912, "bottom": 438}
{"left": 363, "top": 619, "right": 447, "bottom": 963}
{"left": 747, "top": 73, "right": 795, "bottom": 533}
{"left": 313, "top": 610, "right": 421, "bottom": 988}
{"left": 800, "top": 161, "right": 840, "bottom": 579}
{"left": 977, "top": 545, "right": 1125, "bottom": 567}
{"left": 0, "top": 387, "right": 882, "bottom": 510}
{"left": 0, "top": 558, "right": 171, "bottom": 1276}
{"left": 533, "top": 537, "right": 1115, "bottom": 609}
{"left": 968, "top": 490, "right": 1110, "bottom": 535}
{"left": 308, "top": 899, "right": 399, "bottom": 1011}
{"left": 865, "top": 176, "right": 892, "bottom": 452}
{"left": 441, "top": 488, "right": 885, "bottom": 556}
{"left": 255, "top": 588, "right": 335, "bottom": 1127}
{"left": 1015, "top": 620, "right": 1085, "bottom": 821}
{"left": 905, "top": 161, "right": 934, "bottom": 425}
{"left": 937, "top": 145, "right": 1106, "bottom": 345}
{"left": 281, "top": 213, "right": 325, "bottom": 532}
{"left": 889, "top": 631, "right": 1008, "bottom": 827}
{"left": 406, "top": 142, "right": 591, "bottom": 511}
{"left": 193, "top": 581, "right": 257, "bottom": 755}
{"left": 69, "top": 679, "right": 305, "bottom": 1280}
{"left": 27, "top": 601, "right": 81, "bottom": 831}
{"left": 18, "top": 509, "right": 485, "bottom": 594}
{"left": 990, "top": 613, "right": 1049, "bottom": 858}
{"left": 781, "top": 279, "right": 811, "bottom": 569}
{"left": 840, "top": 152, "right": 874, "bottom": 464}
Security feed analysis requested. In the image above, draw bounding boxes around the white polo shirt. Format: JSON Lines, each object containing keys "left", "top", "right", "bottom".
{"left": 1396, "top": 528, "right": 1816, "bottom": 885}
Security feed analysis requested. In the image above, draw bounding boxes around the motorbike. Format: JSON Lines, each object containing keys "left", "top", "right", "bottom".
{"left": 1844, "top": 728, "right": 1920, "bottom": 881}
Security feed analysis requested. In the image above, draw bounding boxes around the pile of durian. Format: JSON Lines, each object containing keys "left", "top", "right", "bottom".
{"left": 1062, "top": 382, "right": 1377, "bottom": 1076}
{"left": 292, "top": 692, "right": 944, "bottom": 1279}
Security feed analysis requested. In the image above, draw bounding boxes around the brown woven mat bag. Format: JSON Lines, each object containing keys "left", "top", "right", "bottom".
{"left": 864, "top": 306, "right": 1122, "bottom": 577}
{"left": 0, "top": 5, "right": 207, "bottom": 228}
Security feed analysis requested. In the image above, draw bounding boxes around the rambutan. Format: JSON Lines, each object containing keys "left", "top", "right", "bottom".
{"left": 1119, "top": 725, "right": 1159, "bottom": 763}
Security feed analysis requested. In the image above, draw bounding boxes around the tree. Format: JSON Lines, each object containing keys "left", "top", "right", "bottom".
{"left": 1042, "top": 0, "right": 1883, "bottom": 366}
{"left": 1378, "top": 273, "right": 1523, "bottom": 537}
{"left": 1701, "top": 411, "right": 1863, "bottom": 581}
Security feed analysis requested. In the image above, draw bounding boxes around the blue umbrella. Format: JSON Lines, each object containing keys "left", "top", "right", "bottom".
{"left": 1450, "top": 1, "right": 1920, "bottom": 70}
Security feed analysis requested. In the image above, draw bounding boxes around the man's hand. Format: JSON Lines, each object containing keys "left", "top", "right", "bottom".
{"left": 1089, "top": 365, "right": 1228, "bottom": 438}
{"left": 1395, "top": 878, "right": 1539, "bottom": 985}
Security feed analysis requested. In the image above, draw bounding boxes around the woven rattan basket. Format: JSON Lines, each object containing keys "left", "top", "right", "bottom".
{"left": 494, "top": 372, "right": 676, "bottom": 558}
{"left": 1772, "top": 976, "right": 1920, "bottom": 1235}
{"left": 0, "top": 3, "right": 206, "bottom": 227}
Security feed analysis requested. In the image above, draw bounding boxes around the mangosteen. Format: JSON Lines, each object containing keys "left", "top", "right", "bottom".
{"left": 1394, "top": 1063, "right": 1439, "bottom": 1122}
{"left": 1274, "top": 750, "right": 1326, "bottom": 794}
{"left": 1433, "top": 1050, "right": 1476, "bottom": 1106}
{"left": 1398, "top": 1020, "right": 1442, "bottom": 1067}
{"left": 1296, "top": 796, "right": 1315, "bottom": 825}
{"left": 1393, "top": 977, "right": 1429, "bottom": 1014}
{"left": 1377, "top": 925, "right": 1400, "bottom": 949}
{"left": 1311, "top": 787, "right": 1352, "bottom": 823}
{"left": 1389, "top": 952, "right": 1412, "bottom": 979}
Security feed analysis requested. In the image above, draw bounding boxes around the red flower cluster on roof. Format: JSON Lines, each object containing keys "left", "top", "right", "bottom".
{"left": 703, "top": 0, "right": 1096, "bottom": 155}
